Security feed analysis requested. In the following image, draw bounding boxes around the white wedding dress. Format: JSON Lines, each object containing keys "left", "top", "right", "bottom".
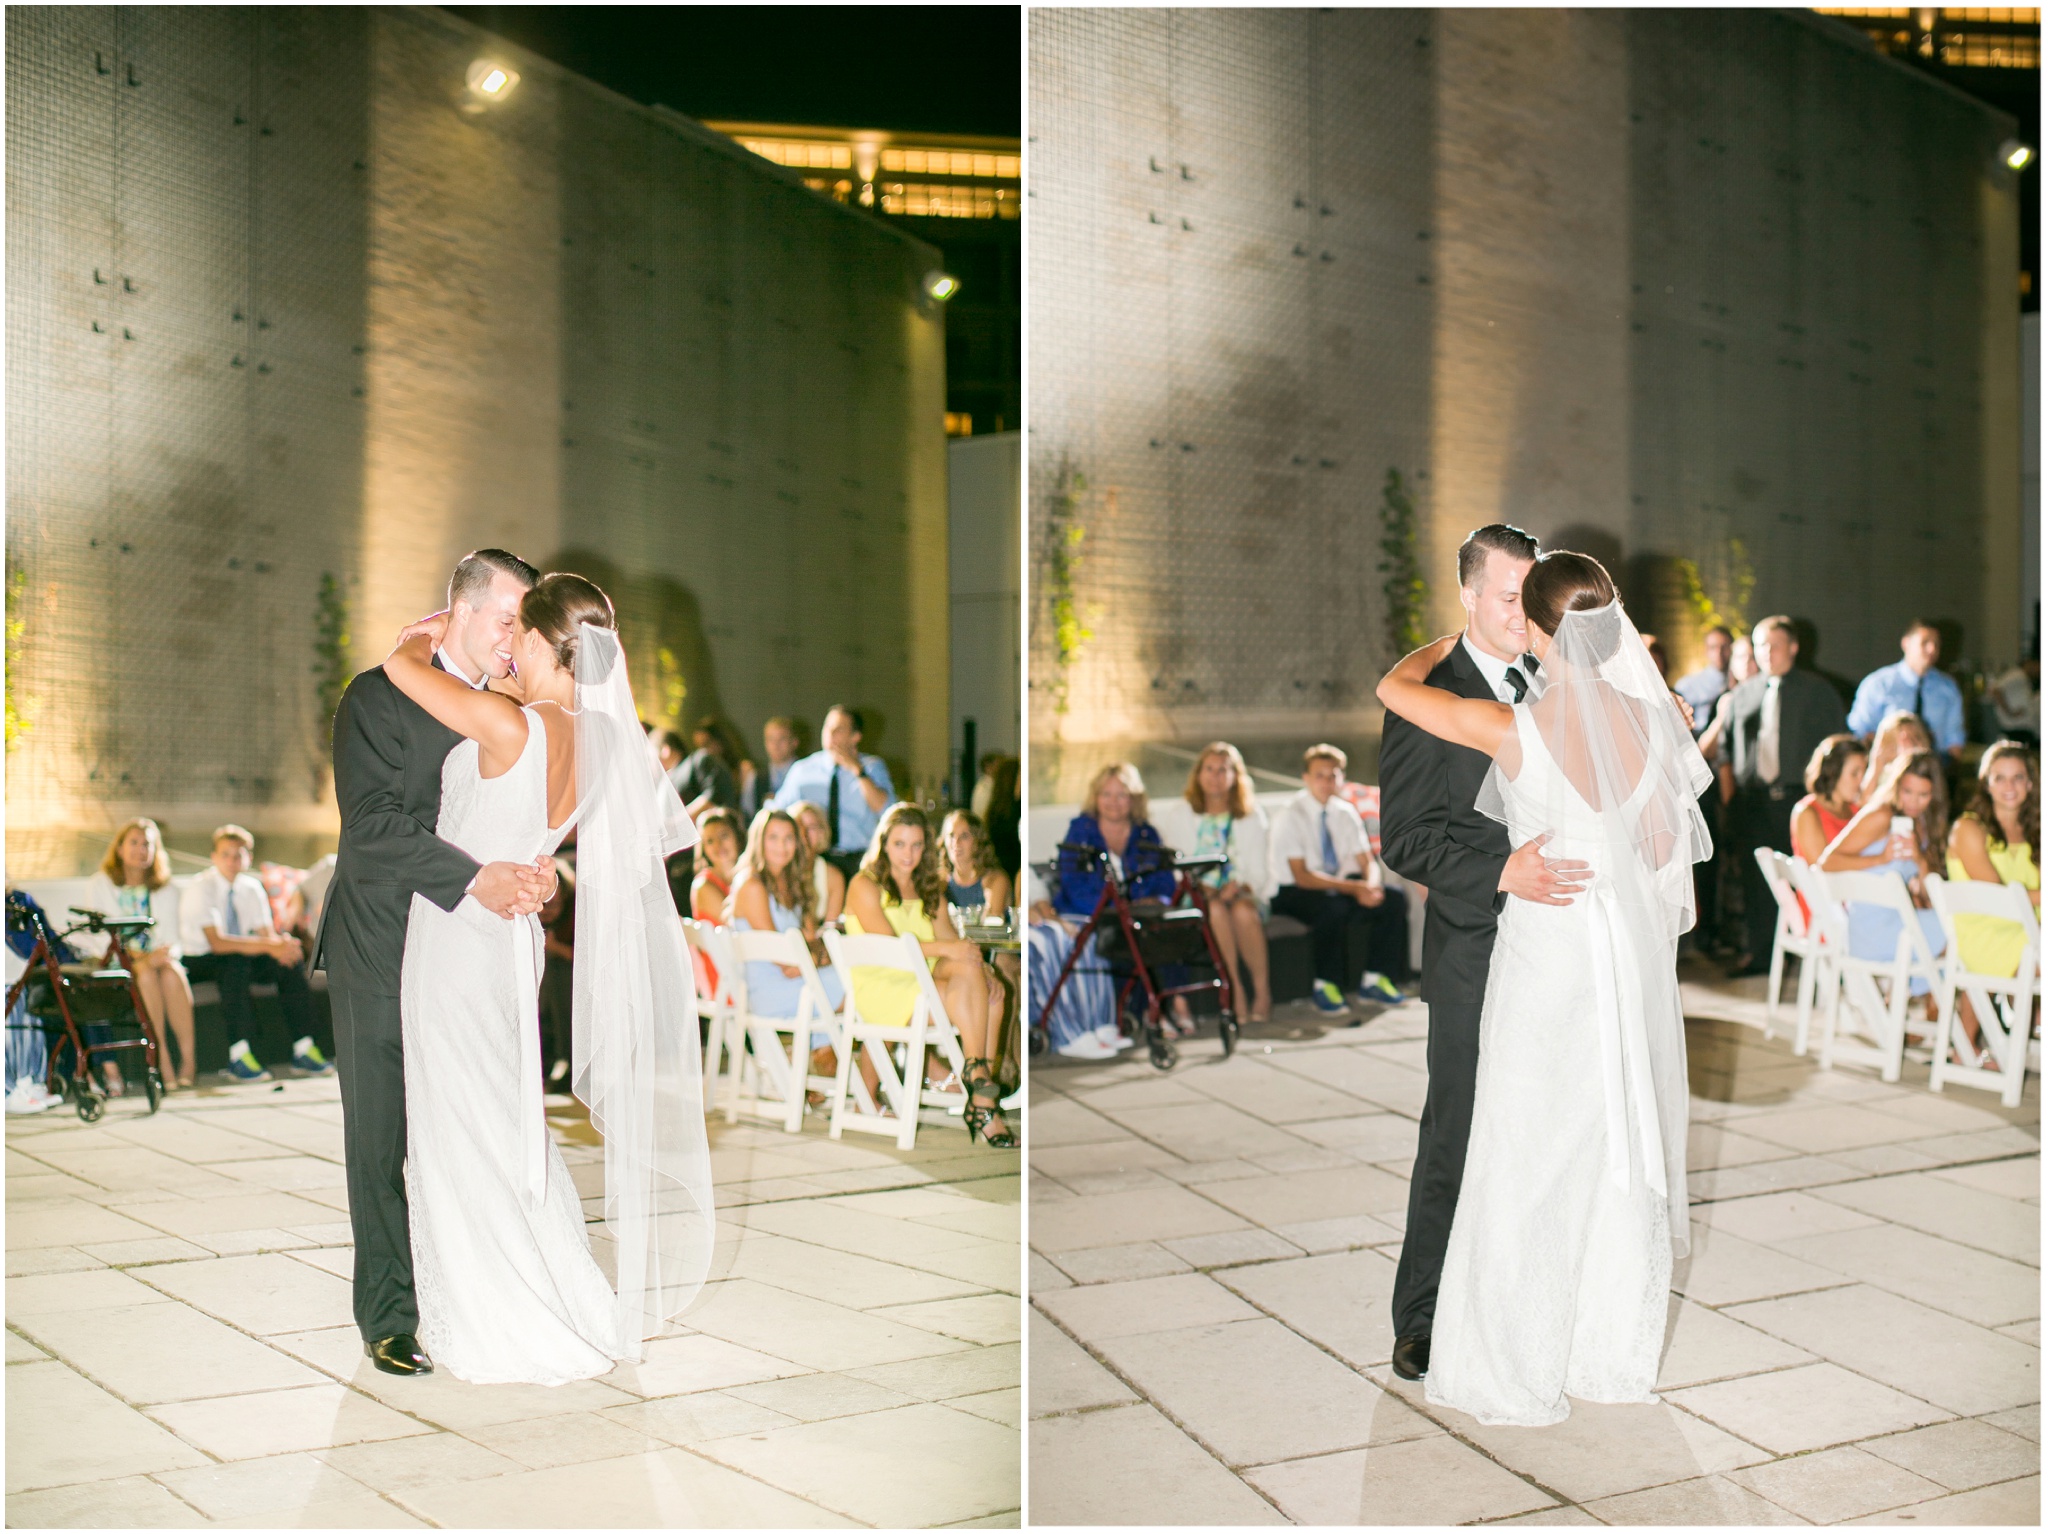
{"left": 401, "top": 707, "right": 624, "bottom": 1385}
{"left": 1426, "top": 605, "right": 1710, "bottom": 1427}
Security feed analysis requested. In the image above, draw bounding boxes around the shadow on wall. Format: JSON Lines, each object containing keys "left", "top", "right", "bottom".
{"left": 542, "top": 546, "right": 725, "bottom": 736}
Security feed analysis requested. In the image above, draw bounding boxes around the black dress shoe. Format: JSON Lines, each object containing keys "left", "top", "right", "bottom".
{"left": 1390, "top": 1333, "right": 1430, "bottom": 1381}
{"left": 364, "top": 1334, "right": 433, "bottom": 1376}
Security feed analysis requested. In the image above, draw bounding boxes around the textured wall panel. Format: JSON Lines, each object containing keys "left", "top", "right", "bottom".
{"left": 8, "top": 5, "right": 950, "bottom": 875}
{"left": 1028, "top": 7, "right": 2022, "bottom": 783}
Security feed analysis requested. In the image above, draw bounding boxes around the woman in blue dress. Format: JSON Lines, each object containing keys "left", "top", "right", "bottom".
{"left": 1818, "top": 749, "right": 1949, "bottom": 1002}
{"left": 728, "top": 809, "right": 845, "bottom": 1068}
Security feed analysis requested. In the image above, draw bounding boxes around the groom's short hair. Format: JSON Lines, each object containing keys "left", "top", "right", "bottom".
{"left": 448, "top": 548, "right": 540, "bottom": 609}
{"left": 1457, "top": 524, "right": 1539, "bottom": 589}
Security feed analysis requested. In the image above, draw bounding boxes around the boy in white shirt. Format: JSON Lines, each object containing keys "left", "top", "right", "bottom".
{"left": 181, "top": 825, "right": 328, "bottom": 1081}
{"left": 1269, "top": 745, "right": 1408, "bottom": 1017}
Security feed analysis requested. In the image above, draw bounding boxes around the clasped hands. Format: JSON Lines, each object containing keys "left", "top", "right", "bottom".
{"left": 472, "top": 856, "right": 557, "bottom": 919}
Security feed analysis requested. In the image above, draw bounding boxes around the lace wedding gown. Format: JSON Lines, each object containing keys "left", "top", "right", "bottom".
{"left": 400, "top": 707, "right": 624, "bottom": 1385}
{"left": 1425, "top": 695, "right": 1699, "bottom": 1427}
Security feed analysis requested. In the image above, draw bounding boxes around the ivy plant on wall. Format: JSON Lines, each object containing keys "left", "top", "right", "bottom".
{"left": 312, "top": 571, "right": 352, "bottom": 754}
{"left": 1378, "top": 468, "right": 1429, "bottom": 663}
{"left": 1043, "top": 458, "right": 1094, "bottom": 718}
{"left": 4, "top": 568, "right": 33, "bottom": 749}
{"left": 1675, "top": 538, "right": 1755, "bottom": 639}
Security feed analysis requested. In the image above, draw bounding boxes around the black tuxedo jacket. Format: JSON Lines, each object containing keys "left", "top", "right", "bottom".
{"left": 1721, "top": 669, "right": 1847, "bottom": 794}
{"left": 313, "top": 659, "right": 481, "bottom": 996}
{"left": 1377, "top": 641, "right": 1513, "bottom": 1010}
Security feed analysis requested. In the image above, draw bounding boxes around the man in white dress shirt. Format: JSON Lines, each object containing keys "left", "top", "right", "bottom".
{"left": 1269, "top": 744, "right": 1407, "bottom": 1017}
{"left": 182, "top": 825, "right": 326, "bottom": 1081}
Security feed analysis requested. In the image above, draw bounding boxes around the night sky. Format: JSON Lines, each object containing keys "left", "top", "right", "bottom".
{"left": 442, "top": 5, "right": 1023, "bottom": 137}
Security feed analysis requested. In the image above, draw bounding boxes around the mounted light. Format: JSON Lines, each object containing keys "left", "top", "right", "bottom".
{"left": 924, "top": 271, "right": 960, "bottom": 302}
{"left": 465, "top": 59, "right": 520, "bottom": 102}
{"left": 2001, "top": 138, "right": 2033, "bottom": 172}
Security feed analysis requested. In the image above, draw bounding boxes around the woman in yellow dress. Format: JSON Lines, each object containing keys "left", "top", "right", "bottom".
{"left": 844, "top": 803, "right": 1015, "bottom": 1147}
{"left": 1944, "top": 741, "right": 2040, "bottom": 1068}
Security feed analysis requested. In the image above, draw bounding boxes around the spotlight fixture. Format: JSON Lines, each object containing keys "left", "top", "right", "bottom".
{"left": 465, "top": 58, "right": 520, "bottom": 103}
{"left": 923, "top": 271, "right": 960, "bottom": 302}
{"left": 2000, "top": 138, "right": 2033, "bottom": 172}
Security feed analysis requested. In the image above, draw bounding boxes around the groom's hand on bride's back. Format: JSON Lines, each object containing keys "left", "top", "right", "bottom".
{"left": 1498, "top": 832, "right": 1590, "bottom": 906}
{"left": 470, "top": 860, "right": 551, "bottom": 919}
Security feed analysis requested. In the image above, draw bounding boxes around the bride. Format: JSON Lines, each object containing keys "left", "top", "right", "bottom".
{"left": 1375, "top": 551, "right": 1712, "bottom": 1426}
{"left": 382, "top": 573, "right": 714, "bottom": 1385}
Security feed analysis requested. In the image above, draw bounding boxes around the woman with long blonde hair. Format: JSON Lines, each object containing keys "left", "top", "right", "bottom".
{"left": 728, "top": 808, "right": 844, "bottom": 1068}
{"left": 1151, "top": 742, "right": 1276, "bottom": 1024}
{"left": 81, "top": 818, "right": 195, "bottom": 1089}
{"left": 1944, "top": 742, "right": 2040, "bottom": 1066}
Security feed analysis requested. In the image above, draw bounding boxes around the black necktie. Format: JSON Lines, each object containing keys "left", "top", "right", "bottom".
{"left": 1912, "top": 672, "right": 1925, "bottom": 722}
{"left": 1504, "top": 666, "right": 1528, "bottom": 703}
{"left": 827, "top": 767, "right": 841, "bottom": 850}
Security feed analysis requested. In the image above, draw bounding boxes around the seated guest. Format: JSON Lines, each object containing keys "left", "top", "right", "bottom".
{"left": 538, "top": 864, "right": 575, "bottom": 1086}
{"left": 791, "top": 800, "right": 849, "bottom": 924}
{"left": 1848, "top": 618, "right": 1965, "bottom": 756}
{"left": 1270, "top": 745, "right": 1407, "bottom": 1018}
{"left": 1819, "top": 750, "right": 1950, "bottom": 1008}
{"left": 1675, "top": 625, "right": 1734, "bottom": 740}
{"left": 770, "top": 704, "right": 896, "bottom": 880}
{"left": 983, "top": 755, "right": 1022, "bottom": 878}
{"left": 845, "top": 805, "right": 1012, "bottom": 1146}
{"left": 941, "top": 810, "right": 1013, "bottom": 916}
{"left": 1791, "top": 735, "right": 1869, "bottom": 866}
{"left": 1944, "top": 742, "right": 2040, "bottom": 1066}
{"left": 728, "top": 808, "right": 846, "bottom": 1078}
{"left": 1712, "top": 615, "right": 1848, "bottom": 975}
{"left": 696, "top": 716, "right": 760, "bottom": 820}
{"left": 79, "top": 819, "right": 195, "bottom": 1091}
{"left": 1861, "top": 710, "right": 1934, "bottom": 802}
{"left": 179, "top": 825, "right": 328, "bottom": 1081}
{"left": 1026, "top": 866, "right": 1122, "bottom": 1059}
{"left": 1151, "top": 742, "right": 1277, "bottom": 1025}
{"left": 763, "top": 716, "right": 805, "bottom": 802}
{"left": 970, "top": 752, "right": 1006, "bottom": 821}
{"left": 690, "top": 809, "right": 744, "bottom": 999}
{"left": 661, "top": 725, "right": 740, "bottom": 817}
{"left": 1052, "top": 763, "right": 1176, "bottom": 917}
{"left": 1988, "top": 658, "right": 2040, "bottom": 747}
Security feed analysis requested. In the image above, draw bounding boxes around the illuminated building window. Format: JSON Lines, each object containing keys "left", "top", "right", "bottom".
{"left": 944, "top": 412, "right": 974, "bottom": 436}
{"left": 712, "top": 122, "right": 1021, "bottom": 220}
{"left": 1814, "top": 7, "right": 2039, "bottom": 64}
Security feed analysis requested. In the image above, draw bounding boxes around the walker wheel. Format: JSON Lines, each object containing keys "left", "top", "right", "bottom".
{"left": 1219, "top": 1013, "right": 1240, "bottom": 1058}
{"left": 76, "top": 1090, "right": 105, "bottom": 1123}
{"left": 144, "top": 1067, "right": 165, "bottom": 1114}
{"left": 1028, "top": 1029, "right": 1047, "bottom": 1057}
{"left": 1148, "top": 1037, "right": 1177, "bottom": 1071}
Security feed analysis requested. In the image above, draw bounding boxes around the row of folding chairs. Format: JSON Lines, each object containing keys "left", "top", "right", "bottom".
{"left": 1755, "top": 849, "right": 2040, "bottom": 1107}
{"left": 679, "top": 919, "right": 971, "bottom": 1148}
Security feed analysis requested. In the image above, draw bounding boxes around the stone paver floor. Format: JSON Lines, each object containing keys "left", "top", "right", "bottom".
{"left": 7, "top": 1074, "right": 1020, "bottom": 1528}
{"left": 1029, "top": 965, "right": 2039, "bottom": 1526}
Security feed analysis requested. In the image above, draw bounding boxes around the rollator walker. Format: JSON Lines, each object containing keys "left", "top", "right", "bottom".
{"left": 1033, "top": 842, "right": 1237, "bottom": 1071}
{"left": 6, "top": 892, "right": 167, "bottom": 1120}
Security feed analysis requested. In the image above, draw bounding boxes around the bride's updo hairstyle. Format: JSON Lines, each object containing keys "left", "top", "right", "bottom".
{"left": 1521, "top": 549, "right": 1621, "bottom": 651}
{"left": 521, "top": 572, "right": 616, "bottom": 669}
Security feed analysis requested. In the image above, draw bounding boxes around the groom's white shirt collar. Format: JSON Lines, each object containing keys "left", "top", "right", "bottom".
{"left": 1461, "top": 635, "right": 1529, "bottom": 703}
{"left": 436, "top": 647, "right": 488, "bottom": 690}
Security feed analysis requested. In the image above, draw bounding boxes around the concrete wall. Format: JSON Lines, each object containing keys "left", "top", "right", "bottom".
{"left": 7, "top": 5, "right": 951, "bottom": 877}
{"left": 949, "top": 431, "right": 1021, "bottom": 767}
{"left": 1027, "top": 7, "right": 2025, "bottom": 782}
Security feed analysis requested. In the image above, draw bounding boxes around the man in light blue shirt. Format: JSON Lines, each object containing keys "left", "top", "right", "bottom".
{"left": 1847, "top": 619, "right": 1965, "bottom": 755}
{"left": 768, "top": 704, "right": 896, "bottom": 876}
{"left": 1673, "top": 625, "right": 1733, "bottom": 740}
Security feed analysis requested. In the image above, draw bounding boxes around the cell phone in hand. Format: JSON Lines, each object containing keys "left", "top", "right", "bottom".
{"left": 1889, "top": 815, "right": 1914, "bottom": 838}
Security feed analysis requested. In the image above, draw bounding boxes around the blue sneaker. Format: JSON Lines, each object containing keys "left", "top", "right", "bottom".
{"left": 223, "top": 1050, "right": 270, "bottom": 1082}
{"left": 292, "top": 1040, "right": 333, "bottom": 1076}
{"left": 1355, "top": 971, "right": 1407, "bottom": 1006}
{"left": 1310, "top": 980, "right": 1349, "bottom": 1015}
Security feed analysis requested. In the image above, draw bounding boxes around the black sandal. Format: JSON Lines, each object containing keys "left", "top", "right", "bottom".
{"left": 961, "top": 1058, "right": 1018, "bottom": 1149}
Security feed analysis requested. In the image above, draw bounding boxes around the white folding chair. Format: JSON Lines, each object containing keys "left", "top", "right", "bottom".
{"left": 1815, "top": 868, "right": 1944, "bottom": 1083}
{"left": 1755, "top": 848, "right": 1827, "bottom": 1054}
{"left": 820, "top": 929, "right": 968, "bottom": 1149}
{"left": 681, "top": 919, "right": 741, "bottom": 1113}
{"left": 724, "top": 926, "right": 842, "bottom": 1133}
{"left": 1926, "top": 873, "right": 2039, "bottom": 1108}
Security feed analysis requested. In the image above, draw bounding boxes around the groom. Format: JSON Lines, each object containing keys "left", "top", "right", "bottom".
{"left": 1378, "top": 523, "right": 1592, "bottom": 1382}
{"left": 314, "top": 548, "right": 552, "bottom": 1376}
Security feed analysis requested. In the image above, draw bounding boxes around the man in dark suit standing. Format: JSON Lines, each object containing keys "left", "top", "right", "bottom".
{"left": 1710, "top": 614, "right": 1847, "bottom": 976}
{"left": 1378, "top": 525, "right": 1592, "bottom": 1383}
{"left": 314, "top": 549, "right": 551, "bottom": 1376}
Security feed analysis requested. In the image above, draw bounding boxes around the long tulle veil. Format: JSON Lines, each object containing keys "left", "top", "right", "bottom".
{"left": 565, "top": 623, "right": 713, "bottom": 1350}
